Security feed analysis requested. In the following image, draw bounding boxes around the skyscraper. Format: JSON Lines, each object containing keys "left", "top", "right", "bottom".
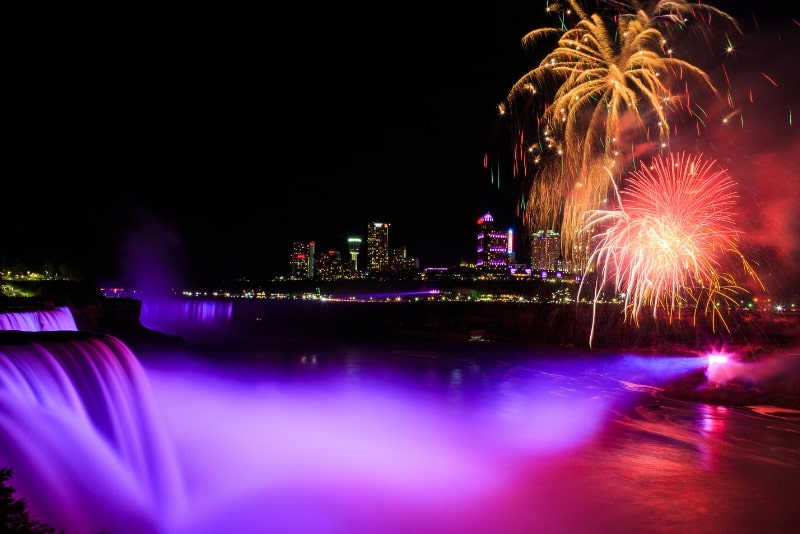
{"left": 315, "top": 249, "right": 343, "bottom": 281}
{"left": 289, "top": 241, "right": 314, "bottom": 279}
{"left": 530, "top": 230, "right": 561, "bottom": 273}
{"left": 476, "top": 212, "right": 509, "bottom": 274}
{"left": 366, "top": 222, "right": 390, "bottom": 273}
{"left": 390, "top": 245, "right": 419, "bottom": 275}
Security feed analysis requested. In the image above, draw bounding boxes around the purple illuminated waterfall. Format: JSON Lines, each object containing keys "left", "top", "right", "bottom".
{"left": 3, "top": 304, "right": 795, "bottom": 533}
{"left": 0, "top": 304, "right": 609, "bottom": 533}
{"left": 0, "top": 306, "right": 77, "bottom": 331}
{"left": 140, "top": 298, "right": 233, "bottom": 341}
{"left": 0, "top": 331, "right": 184, "bottom": 533}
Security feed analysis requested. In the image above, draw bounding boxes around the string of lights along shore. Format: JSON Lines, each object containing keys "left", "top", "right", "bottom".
{"left": 287, "top": 214, "right": 582, "bottom": 282}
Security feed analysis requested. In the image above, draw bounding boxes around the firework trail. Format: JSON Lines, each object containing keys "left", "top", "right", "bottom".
{"left": 578, "top": 151, "right": 762, "bottom": 347}
{"left": 501, "top": 0, "right": 740, "bottom": 263}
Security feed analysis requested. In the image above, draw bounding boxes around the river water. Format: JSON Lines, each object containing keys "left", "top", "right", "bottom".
{"left": 141, "top": 341, "right": 800, "bottom": 533}
{"left": 1, "top": 299, "right": 798, "bottom": 533}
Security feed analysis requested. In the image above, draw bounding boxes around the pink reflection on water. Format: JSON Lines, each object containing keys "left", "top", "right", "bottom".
{"left": 698, "top": 404, "right": 728, "bottom": 470}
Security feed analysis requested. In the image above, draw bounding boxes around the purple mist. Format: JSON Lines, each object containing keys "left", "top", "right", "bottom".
{"left": 0, "top": 305, "right": 621, "bottom": 533}
{"left": 2, "top": 304, "right": 797, "bottom": 533}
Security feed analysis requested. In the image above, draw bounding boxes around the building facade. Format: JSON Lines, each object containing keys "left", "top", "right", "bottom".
{"left": 366, "top": 222, "right": 390, "bottom": 273}
{"left": 530, "top": 230, "right": 561, "bottom": 273}
{"left": 314, "top": 249, "right": 344, "bottom": 281}
{"left": 476, "top": 212, "right": 509, "bottom": 275}
{"left": 390, "top": 245, "right": 419, "bottom": 276}
{"left": 289, "top": 241, "right": 315, "bottom": 280}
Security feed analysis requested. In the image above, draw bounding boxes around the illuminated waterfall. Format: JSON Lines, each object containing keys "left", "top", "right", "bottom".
{"left": 0, "top": 306, "right": 77, "bottom": 331}
{"left": 0, "top": 330, "right": 185, "bottom": 533}
{"left": 140, "top": 298, "right": 233, "bottom": 340}
{"left": 2, "top": 303, "right": 769, "bottom": 534}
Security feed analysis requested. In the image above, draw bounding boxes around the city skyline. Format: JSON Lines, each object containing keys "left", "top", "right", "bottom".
{"left": 285, "top": 212, "right": 523, "bottom": 278}
{"left": 3, "top": 3, "right": 797, "bottom": 301}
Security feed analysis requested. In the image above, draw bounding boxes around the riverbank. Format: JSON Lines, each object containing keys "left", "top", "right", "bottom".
{"left": 2, "top": 291, "right": 798, "bottom": 411}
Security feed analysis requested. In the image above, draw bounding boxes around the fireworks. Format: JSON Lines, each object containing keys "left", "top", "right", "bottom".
{"left": 502, "top": 0, "right": 740, "bottom": 262}
{"left": 578, "top": 152, "right": 762, "bottom": 346}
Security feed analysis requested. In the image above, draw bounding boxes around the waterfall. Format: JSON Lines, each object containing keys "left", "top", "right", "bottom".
{"left": 140, "top": 298, "right": 234, "bottom": 340}
{"left": 0, "top": 331, "right": 185, "bottom": 533}
{"left": 0, "top": 306, "right": 78, "bottom": 332}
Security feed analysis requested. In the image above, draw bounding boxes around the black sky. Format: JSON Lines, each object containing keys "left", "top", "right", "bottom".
{"left": 5, "top": 3, "right": 799, "bottom": 299}
{"left": 6, "top": 3, "right": 542, "bottom": 287}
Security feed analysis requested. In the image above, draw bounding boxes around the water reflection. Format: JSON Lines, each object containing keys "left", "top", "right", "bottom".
{"left": 1, "top": 301, "right": 798, "bottom": 533}
{"left": 697, "top": 403, "right": 728, "bottom": 470}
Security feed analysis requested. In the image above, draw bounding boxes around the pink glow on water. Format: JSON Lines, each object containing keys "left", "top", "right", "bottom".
{"left": 708, "top": 353, "right": 730, "bottom": 365}
{"left": 705, "top": 349, "right": 794, "bottom": 387}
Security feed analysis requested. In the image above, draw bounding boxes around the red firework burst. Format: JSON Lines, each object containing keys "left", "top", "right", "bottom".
{"left": 580, "top": 151, "right": 761, "bottom": 345}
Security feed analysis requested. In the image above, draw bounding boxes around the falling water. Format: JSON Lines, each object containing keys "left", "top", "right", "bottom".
{"left": 0, "top": 306, "right": 77, "bottom": 332}
{"left": 0, "top": 303, "right": 615, "bottom": 533}
{"left": 0, "top": 331, "right": 184, "bottom": 533}
{"left": 1, "top": 302, "right": 798, "bottom": 533}
{"left": 140, "top": 299, "right": 233, "bottom": 341}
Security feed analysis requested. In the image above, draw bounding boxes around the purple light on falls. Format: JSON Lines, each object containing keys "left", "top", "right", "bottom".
{"left": 0, "top": 332, "right": 183, "bottom": 532}
{"left": 0, "top": 306, "right": 77, "bottom": 332}
{"left": 0, "top": 303, "right": 725, "bottom": 533}
{"left": 140, "top": 299, "right": 233, "bottom": 340}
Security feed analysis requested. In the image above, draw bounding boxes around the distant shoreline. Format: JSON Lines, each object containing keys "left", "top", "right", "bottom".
{"left": 2, "top": 288, "right": 799, "bottom": 353}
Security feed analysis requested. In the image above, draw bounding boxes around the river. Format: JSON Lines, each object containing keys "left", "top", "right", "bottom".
{"left": 0, "top": 299, "right": 798, "bottom": 533}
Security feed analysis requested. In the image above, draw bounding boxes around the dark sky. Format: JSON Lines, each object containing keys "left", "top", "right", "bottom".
{"left": 5, "top": 3, "right": 799, "bottom": 299}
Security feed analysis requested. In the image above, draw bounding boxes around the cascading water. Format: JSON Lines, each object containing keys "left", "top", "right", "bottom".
{"left": 140, "top": 298, "right": 233, "bottom": 341}
{"left": 0, "top": 306, "right": 77, "bottom": 332}
{"left": 0, "top": 330, "right": 185, "bottom": 533}
{"left": 1, "top": 302, "right": 798, "bottom": 533}
{"left": 0, "top": 302, "right": 609, "bottom": 533}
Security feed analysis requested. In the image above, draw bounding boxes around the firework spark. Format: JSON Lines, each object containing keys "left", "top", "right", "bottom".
{"left": 503, "top": 0, "right": 740, "bottom": 262}
{"left": 579, "top": 152, "right": 762, "bottom": 346}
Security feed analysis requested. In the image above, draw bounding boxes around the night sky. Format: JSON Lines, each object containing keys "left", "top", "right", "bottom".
{"left": 5, "top": 3, "right": 799, "bottom": 299}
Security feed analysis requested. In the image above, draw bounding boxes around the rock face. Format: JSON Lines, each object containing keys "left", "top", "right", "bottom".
{"left": 85, "top": 298, "right": 186, "bottom": 349}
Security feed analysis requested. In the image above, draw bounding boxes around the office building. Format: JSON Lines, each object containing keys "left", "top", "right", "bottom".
{"left": 530, "top": 230, "right": 561, "bottom": 273}
{"left": 390, "top": 245, "right": 420, "bottom": 275}
{"left": 366, "top": 222, "right": 390, "bottom": 273}
{"left": 315, "top": 249, "right": 344, "bottom": 281}
{"left": 289, "top": 241, "right": 315, "bottom": 280}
